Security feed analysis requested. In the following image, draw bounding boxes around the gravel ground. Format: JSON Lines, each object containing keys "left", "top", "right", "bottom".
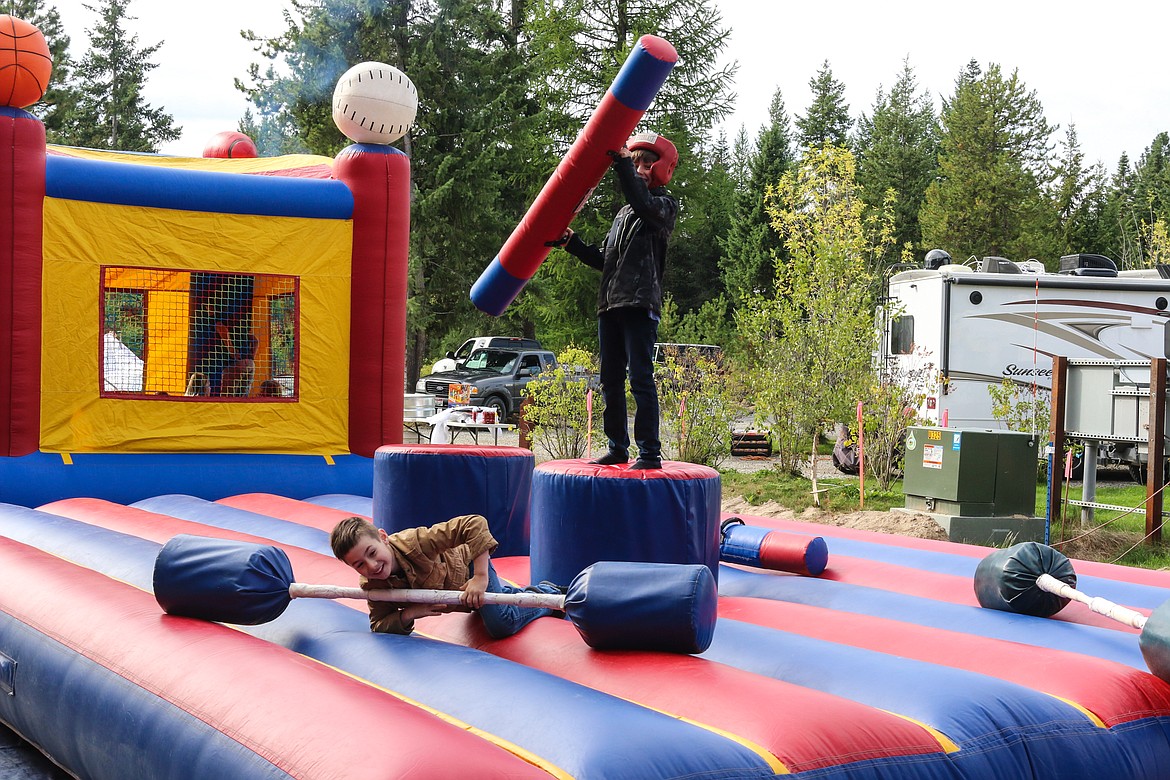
{"left": 436, "top": 423, "right": 809, "bottom": 474}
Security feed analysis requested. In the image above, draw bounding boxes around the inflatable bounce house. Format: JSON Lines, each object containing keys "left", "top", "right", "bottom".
{"left": 6, "top": 17, "right": 1170, "bottom": 779}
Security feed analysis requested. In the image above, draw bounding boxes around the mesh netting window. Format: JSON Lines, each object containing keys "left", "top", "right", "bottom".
{"left": 100, "top": 267, "right": 299, "bottom": 400}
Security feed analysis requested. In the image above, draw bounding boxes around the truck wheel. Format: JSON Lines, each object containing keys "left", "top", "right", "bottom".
{"left": 484, "top": 395, "right": 509, "bottom": 422}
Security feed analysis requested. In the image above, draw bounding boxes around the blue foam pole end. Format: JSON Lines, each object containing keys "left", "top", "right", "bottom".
{"left": 154, "top": 534, "right": 295, "bottom": 625}
{"left": 471, "top": 256, "right": 528, "bottom": 317}
{"left": 564, "top": 561, "right": 717, "bottom": 654}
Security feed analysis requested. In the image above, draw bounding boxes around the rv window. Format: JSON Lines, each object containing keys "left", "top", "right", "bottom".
{"left": 891, "top": 316, "right": 914, "bottom": 355}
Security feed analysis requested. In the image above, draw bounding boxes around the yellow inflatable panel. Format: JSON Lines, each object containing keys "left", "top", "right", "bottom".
{"left": 40, "top": 197, "right": 353, "bottom": 454}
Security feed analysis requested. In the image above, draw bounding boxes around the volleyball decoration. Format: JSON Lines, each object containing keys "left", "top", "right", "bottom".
{"left": 0, "top": 15, "right": 52, "bottom": 109}
{"left": 332, "top": 62, "right": 417, "bottom": 144}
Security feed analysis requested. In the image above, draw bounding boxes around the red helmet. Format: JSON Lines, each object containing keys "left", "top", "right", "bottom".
{"left": 627, "top": 131, "right": 678, "bottom": 188}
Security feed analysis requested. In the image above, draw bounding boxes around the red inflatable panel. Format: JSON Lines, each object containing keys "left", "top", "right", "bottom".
{"left": 0, "top": 535, "right": 547, "bottom": 780}
{"left": 717, "top": 595, "right": 1170, "bottom": 729}
{"left": 447, "top": 557, "right": 953, "bottom": 774}
{"left": 333, "top": 145, "right": 411, "bottom": 457}
{"left": 218, "top": 492, "right": 366, "bottom": 533}
{"left": 0, "top": 108, "right": 44, "bottom": 457}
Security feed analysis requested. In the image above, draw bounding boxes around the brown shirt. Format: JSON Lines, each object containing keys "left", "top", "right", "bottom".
{"left": 361, "top": 514, "right": 498, "bottom": 634}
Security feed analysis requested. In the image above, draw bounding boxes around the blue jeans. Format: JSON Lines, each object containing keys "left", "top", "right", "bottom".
{"left": 475, "top": 563, "right": 563, "bottom": 639}
{"left": 598, "top": 307, "right": 660, "bottom": 460}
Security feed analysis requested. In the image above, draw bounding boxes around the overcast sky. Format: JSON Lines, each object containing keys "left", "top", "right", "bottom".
{"left": 41, "top": 0, "right": 1170, "bottom": 167}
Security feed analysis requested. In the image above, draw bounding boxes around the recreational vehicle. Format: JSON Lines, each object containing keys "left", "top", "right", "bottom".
{"left": 879, "top": 253, "right": 1170, "bottom": 471}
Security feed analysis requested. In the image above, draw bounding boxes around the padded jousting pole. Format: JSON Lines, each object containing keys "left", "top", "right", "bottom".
{"left": 154, "top": 534, "right": 717, "bottom": 654}
{"left": 470, "top": 35, "right": 677, "bottom": 316}
{"left": 974, "top": 541, "right": 1170, "bottom": 682}
{"left": 719, "top": 518, "right": 829, "bottom": 576}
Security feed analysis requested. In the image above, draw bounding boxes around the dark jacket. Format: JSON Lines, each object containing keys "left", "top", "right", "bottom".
{"left": 566, "top": 156, "right": 677, "bottom": 316}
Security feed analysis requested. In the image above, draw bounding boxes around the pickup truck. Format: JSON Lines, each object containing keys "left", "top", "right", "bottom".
{"left": 431, "top": 336, "right": 543, "bottom": 374}
{"left": 417, "top": 347, "right": 557, "bottom": 421}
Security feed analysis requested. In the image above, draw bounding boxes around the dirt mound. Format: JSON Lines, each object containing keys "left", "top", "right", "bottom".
{"left": 721, "top": 496, "right": 949, "bottom": 541}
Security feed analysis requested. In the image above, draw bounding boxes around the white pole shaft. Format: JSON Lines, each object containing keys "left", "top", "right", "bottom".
{"left": 1036, "top": 573, "right": 1148, "bottom": 630}
{"left": 288, "top": 582, "right": 564, "bottom": 610}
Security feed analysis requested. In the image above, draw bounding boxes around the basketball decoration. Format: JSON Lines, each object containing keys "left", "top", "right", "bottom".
{"left": 202, "top": 130, "right": 259, "bottom": 159}
{"left": 331, "top": 62, "right": 417, "bottom": 145}
{"left": 0, "top": 15, "right": 52, "bottom": 109}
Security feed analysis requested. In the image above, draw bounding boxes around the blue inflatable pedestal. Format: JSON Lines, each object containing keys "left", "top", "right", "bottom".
{"left": 372, "top": 444, "right": 534, "bottom": 556}
{"left": 530, "top": 460, "right": 722, "bottom": 587}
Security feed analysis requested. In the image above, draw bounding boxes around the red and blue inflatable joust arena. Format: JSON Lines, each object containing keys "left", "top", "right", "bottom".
{"left": 4, "top": 21, "right": 1170, "bottom": 780}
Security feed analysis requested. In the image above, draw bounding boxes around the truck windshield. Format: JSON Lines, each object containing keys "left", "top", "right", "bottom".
{"left": 464, "top": 349, "right": 518, "bottom": 374}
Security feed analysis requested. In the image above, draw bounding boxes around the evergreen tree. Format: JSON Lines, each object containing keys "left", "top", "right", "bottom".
{"left": 666, "top": 129, "right": 735, "bottom": 313}
{"left": 9, "top": 0, "right": 82, "bottom": 142}
{"left": 1133, "top": 132, "right": 1170, "bottom": 226}
{"left": 239, "top": 0, "right": 548, "bottom": 383}
{"left": 720, "top": 88, "right": 794, "bottom": 304}
{"left": 1100, "top": 153, "right": 1143, "bottom": 267}
{"left": 795, "top": 60, "right": 850, "bottom": 151}
{"left": 525, "top": 0, "right": 737, "bottom": 346}
{"left": 919, "top": 62, "right": 1056, "bottom": 265}
{"left": 526, "top": 0, "right": 736, "bottom": 141}
{"left": 58, "top": 0, "right": 179, "bottom": 151}
{"left": 854, "top": 58, "right": 939, "bottom": 266}
{"left": 1051, "top": 125, "right": 1109, "bottom": 257}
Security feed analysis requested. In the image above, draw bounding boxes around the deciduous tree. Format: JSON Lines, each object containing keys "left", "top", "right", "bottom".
{"left": 738, "top": 146, "right": 892, "bottom": 495}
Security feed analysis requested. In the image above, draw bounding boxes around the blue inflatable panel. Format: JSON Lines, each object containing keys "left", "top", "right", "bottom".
{"left": 530, "top": 460, "right": 721, "bottom": 586}
{"left": 305, "top": 493, "right": 374, "bottom": 516}
{"left": 610, "top": 37, "right": 678, "bottom": 111}
{"left": 131, "top": 495, "right": 331, "bottom": 552}
{"left": 0, "top": 451, "right": 373, "bottom": 508}
{"left": 373, "top": 445, "right": 533, "bottom": 556}
{"left": 0, "top": 106, "right": 34, "bottom": 120}
{"left": 807, "top": 533, "right": 1170, "bottom": 610}
{"left": 46, "top": 155, "right": 354, "bottom": 218}
{"left": 705, "top": 620, "right": 1170, "bottom": 779}
{"left": 0, "top": 503, "right": 778, "bottom": 780}
{"left": 719, "top": 564, "right": 1147, "bottom": 670}
{"left": 336, "top": 143, "right": 408, "bottom": 161}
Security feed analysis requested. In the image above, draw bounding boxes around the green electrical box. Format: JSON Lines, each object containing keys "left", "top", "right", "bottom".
{"left": 903, "top": 427, "right": 1038, "bottom": 517}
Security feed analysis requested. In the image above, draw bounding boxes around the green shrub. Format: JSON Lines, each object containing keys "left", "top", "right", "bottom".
{"left": 522, "top": 346, "right": 599, "bottom": 460}
{"left": 656, "top": 349, "right": 739, "bottom": 467}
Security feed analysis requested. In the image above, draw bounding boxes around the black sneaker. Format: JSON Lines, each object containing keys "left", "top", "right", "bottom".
{"left": 629, "top": 457, "right": 662, "bottom": 470}
{"left": 590, "top": 449, "right": 628, "bottom": 466}
{"left": 537, "top": 580, "right": 568, "bottom": 595}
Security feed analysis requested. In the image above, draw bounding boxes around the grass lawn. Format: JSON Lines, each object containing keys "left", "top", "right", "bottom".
{"left": 720, "top": 466, "right": 1170, "bottom": 570}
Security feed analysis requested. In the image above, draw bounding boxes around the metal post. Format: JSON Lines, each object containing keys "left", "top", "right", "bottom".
{"left": 1080, "top": 441, "right": 1098, "bottom": 527}
{"left": 1048, "top": 356, "right": 1068, "bottom": 535}
{"left": 1146, "top": 358, "right": 1166, "bottom": 544}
